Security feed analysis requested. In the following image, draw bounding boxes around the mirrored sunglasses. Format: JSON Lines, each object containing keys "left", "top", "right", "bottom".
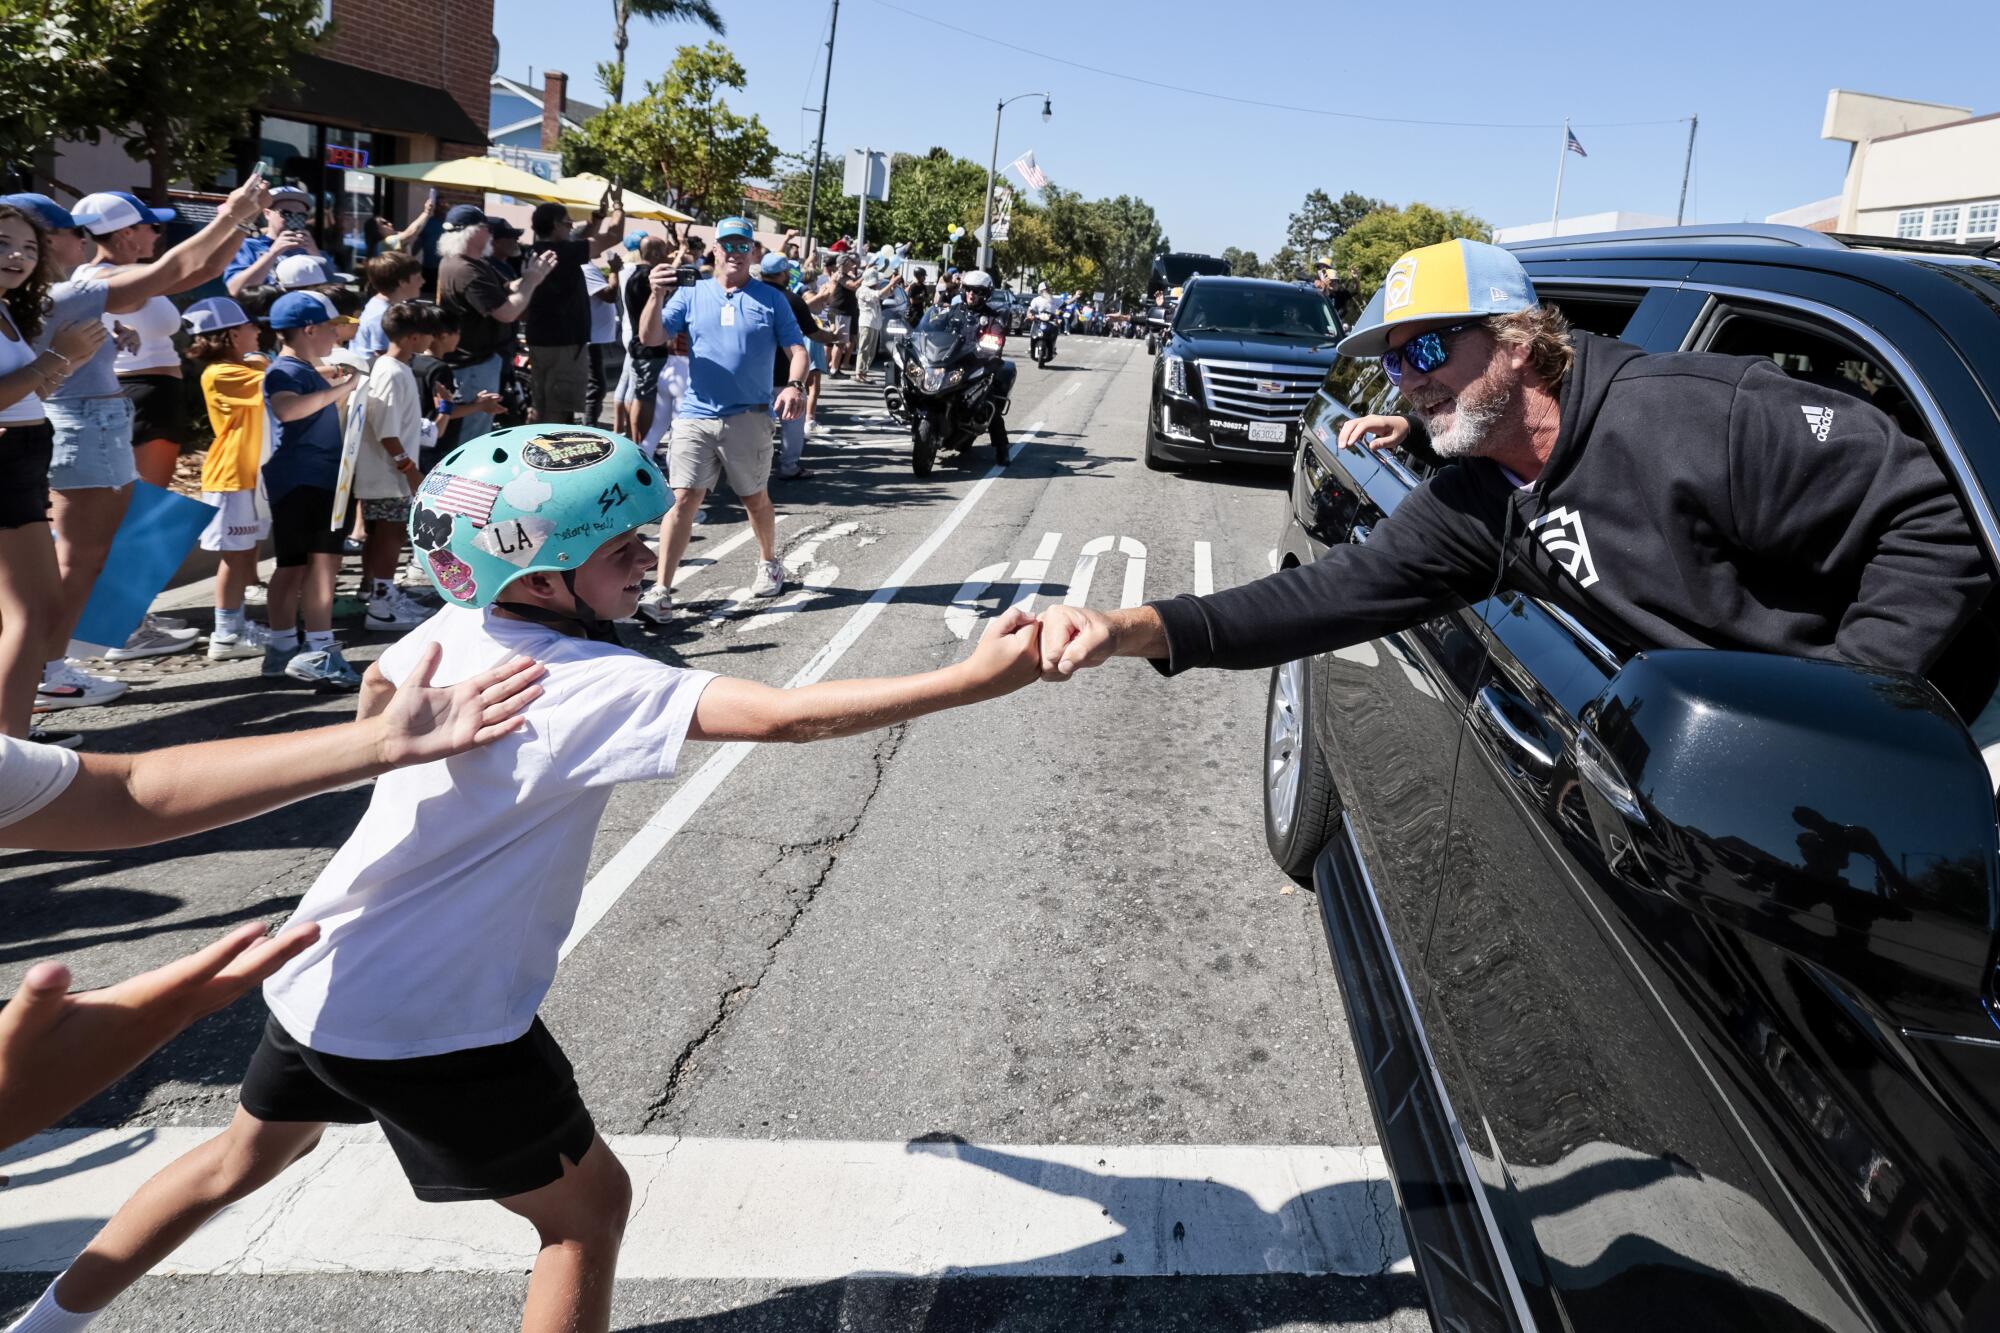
{"left": 1380, "top": 321, "right": 1478, "bottom": 385}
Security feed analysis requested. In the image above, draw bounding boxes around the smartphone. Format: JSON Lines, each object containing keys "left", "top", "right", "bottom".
{"left": 675, "top": 263, "right": 699, "bottom": 287}
{"left": 427, "top": 187, "right": 438, "bottom": 209}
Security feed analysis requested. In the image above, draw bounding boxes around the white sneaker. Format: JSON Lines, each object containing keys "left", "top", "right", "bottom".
{"left": 365, "top": 592, "right": 424, "bottom": 631}
{"left": 207, "top": 622, "right": 270, "bottom": 661}
{"left": 36, "top": 660, "right": 129, "bottom": 710}
{"left": 103, "top": 620, "right": 199, "bottom": 661}
{"left": 751, "top": 559, "right": 786, "bottom": 599}
{"left": 242, "top": 584, "right": 268, "bottom": 607}
{"left": 804, "top": 417, "right": 817, "bottom": 437}
{"left": 636, "top": 585, "right": 675, "bottom": 623}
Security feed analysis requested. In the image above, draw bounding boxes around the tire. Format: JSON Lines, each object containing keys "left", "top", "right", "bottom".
{"left": 912, "top": 420, "right": 937, "bottom": 476}
{"left": 1145, "top": 333, "right": 1159, "bottom": 355}
{"left": 1143, "top": 415, "right": 1181, "bottom": 472}
{"left": 1263, "top": 656, "right": 1342, "bottom": 881}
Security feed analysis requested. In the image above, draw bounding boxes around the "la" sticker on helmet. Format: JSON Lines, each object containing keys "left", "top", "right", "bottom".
{"left": 473, "top": 515, "right": 557, "bottom": 568}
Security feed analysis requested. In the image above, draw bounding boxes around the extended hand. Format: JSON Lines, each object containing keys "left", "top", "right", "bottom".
{"left": 224, "top": 177, "right": 270, "bottom": 224}
{"left": 50, "top": 318, "right": 109, "bottom": 364}
{"left": 1035, "top": 604, "right": 1118, "bottom": 681}
{"left": 524, "top": 249, "right": 559, "bottom": 286}
{"left": 0, "top": 921, "right": 320, "bottom": 1152}
{"left": 775, "top": 386, "right": 803, "bottom": 421}
{"left": 966, "top": 606, "right": 1043, "bottom": 695}
{"left": 1335, "top": 413, "right": 1407, "bottom": 453}
{"left": 373, "top": 643, "right": 546, "bottom": 767}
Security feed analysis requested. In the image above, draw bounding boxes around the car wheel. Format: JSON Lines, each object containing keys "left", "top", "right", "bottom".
{"left": 1143, "top": 420, "right": 1180, "bottom": 472}
{"left": 1264, "top": 656, "right": 1341, "bottom": 881}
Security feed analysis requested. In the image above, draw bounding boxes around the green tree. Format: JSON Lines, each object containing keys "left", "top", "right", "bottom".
{"left": 1261, "top": 245, "right": 1306, "bottom": 281}
{"left": 1333, "top": 201, "right": 1490, "bottom": 297}
{"left": 565, "top": 43, "right": 775, "bottom": 222}
{"left": 603, "top": 0, "right": 721, "bottom": 106}
{"left": 1093, "top": 194, "right": 1164, "bottom": 305}
{"left": 0, "top": 0, "right": 111, "bottom": 181}
{"left": 1286, "top": 188, "right": 1389, "bottom": 260}
{"left": 877, "top": 148, "right": 989, "bottom": 254}
{"left": 770, "top": 150, "right": 857, "bottom": 243}
{"left": 1221, "top": 246, "right": 1261, "bottom": 277}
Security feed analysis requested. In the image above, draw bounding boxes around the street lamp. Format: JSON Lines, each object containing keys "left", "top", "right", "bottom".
{"left": 979, "top": 92, "right": 1051, "bottom": 272}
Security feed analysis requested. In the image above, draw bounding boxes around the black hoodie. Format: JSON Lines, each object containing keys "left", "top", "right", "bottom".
{"left": 1150, "top": 332, "right": 1989, "bottom": 678}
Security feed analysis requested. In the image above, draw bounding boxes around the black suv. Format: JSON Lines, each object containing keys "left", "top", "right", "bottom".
{"left": 1263, "top": 225, "right": 2000, "bottom": 1332}
{"left": 1145, "top": 276, "right": 1344, "bottom": 471}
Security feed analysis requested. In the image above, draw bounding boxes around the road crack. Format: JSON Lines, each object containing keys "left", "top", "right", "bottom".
{"left": 638, "top": 724, "right": 908, "bottom": 1129}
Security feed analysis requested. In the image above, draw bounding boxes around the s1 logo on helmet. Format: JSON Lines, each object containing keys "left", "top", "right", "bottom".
{"left": 522, "top": 431, "right": 617, "bottom": 472}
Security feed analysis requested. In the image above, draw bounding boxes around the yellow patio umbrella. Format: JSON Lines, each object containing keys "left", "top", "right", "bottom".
{"left": 546, "top": 173, "right": 695, "bottom": 224}
{"left": 364, "top": 157, "right": 571, "bottom": 202}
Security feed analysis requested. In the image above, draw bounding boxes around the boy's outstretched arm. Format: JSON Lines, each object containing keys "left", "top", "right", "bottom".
{"left": 690, "top": 608, "right": 1041, "bottom": 744}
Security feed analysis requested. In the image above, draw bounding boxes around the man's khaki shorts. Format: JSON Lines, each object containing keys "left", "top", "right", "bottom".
{"left": 668, "top": 410, "right": 774, "bottom": 496}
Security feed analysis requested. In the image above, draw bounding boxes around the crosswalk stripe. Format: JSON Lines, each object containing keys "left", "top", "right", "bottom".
{"left": 0, "top": 1129, "right": 1408, "bottom": 1281}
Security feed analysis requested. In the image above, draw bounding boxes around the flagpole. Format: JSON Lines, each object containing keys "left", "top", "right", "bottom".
{"left": 1676, "top": 114, "right": 1698, "bottom": 226}
{"left": 1549, "top": 117, "right": 1571, "bottom": 232}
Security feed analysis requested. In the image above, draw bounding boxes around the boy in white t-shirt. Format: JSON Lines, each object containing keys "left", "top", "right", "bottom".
{"left": 355, "top": 301, "right": 431, "bottom": 632}
{"left": 20, "top": 426, "right": 1043, "bottom": 1333}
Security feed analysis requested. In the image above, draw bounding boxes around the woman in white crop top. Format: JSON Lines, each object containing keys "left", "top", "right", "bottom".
{"left": 88, "top": 214, "right": 192, "bottom": 489}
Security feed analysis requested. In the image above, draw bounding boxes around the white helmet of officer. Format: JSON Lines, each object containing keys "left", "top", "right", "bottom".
{"left": 961, "top": 270, "right": 995, "bottom": 306}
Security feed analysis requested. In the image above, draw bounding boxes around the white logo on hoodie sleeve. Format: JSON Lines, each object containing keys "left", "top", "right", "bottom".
{"left": 1529, "top": 506, "right": 1600, "bottom": 588}
{"left": 1801, "top": 405, "right": 1835, "bottom": 442}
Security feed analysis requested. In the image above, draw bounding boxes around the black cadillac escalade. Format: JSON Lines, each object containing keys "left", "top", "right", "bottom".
{"left": 1145, "top": 275, "right": 1343, "bottom": 471}
{"left": 1263, "top": 224, "right": 2000, "bottom": 1332}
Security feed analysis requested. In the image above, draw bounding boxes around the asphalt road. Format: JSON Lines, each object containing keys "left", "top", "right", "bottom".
{"left": 0, "top": 334, "right": 1427, "bottom": 1332}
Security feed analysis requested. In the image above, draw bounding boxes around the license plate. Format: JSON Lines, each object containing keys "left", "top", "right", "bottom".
{"left": 1248, "top": 421, "right": 1288, "bottom": 444}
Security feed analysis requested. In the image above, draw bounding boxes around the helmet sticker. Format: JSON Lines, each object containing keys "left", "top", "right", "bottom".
{"left": 522, "top": 430, "right": 617, "bottom": 472}
{"left": 474, "top": 515, "right": 557, "bottom": 568}
{"left": 418, "top": 472, "right": 502, "bottom": 526}
{"left": 500, "top": 470, "right": 554, "bottom": 512}
{"left": 428, "top": 549, "right": 478, "bottom": 601}
{"left": 410, "top": 505, "right": 454, "bottom": 552}
{"left": 597, "top": 482, "right": 629, "bottom": 518}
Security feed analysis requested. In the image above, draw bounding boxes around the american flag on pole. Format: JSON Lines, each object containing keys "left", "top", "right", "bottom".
{"left": 1010, "top": 150, "right": 1048, "bottom": 190}
{"left": 1565, "top": 128, "right": 1588, "bottom": 158}
{"left": 419, "top": 472, "right": 502, "bottom": 526}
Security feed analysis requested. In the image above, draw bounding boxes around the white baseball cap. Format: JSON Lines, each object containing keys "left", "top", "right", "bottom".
{"left": 273, "top": 253, "right": 350, "bottom": 289}
{"left": 181, "top": 297, "right": 251, "bottom": 335}
{"left": 72, "top": 191, "right": 176, "bottom": 236}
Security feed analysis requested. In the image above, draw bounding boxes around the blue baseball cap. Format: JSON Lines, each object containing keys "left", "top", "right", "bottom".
{"left": 182, "top": 296, "right": 251, "bottom": 334}
{"left": 73, "top": 191, "right": 176, "bottom": 235}
{"left": 267, "top": 291, "right": 339, "bottom": 330}
{"left": 622, "top": 232, "right": 643, "bottom": 252}
{"left": 1335, "top": 238, "right": 1537, "bottom": 358}
{"left": 442, "top": 204, "right": 488, "bottom": 230}
{"left": 716, "top": 216, "right": 755, "bottom": 241}
{"left": 757, "top": 252, "right": 790, "bottom": 276}
{"left": 0, "top": 193, "right": 95, "bottom": 232}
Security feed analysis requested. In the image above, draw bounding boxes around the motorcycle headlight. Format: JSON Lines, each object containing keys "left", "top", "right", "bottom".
{"left": 920, "top": 366, "right": 948, "bottom": 393}
{"left": 1163, "top": 355, "right": 1189, "bottom": 399}
{"left": 945, "top": 367, "right": 966, "bottom": 389}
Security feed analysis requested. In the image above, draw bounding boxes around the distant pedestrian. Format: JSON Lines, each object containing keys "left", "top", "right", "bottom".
{"left": 225, "top": 185, "right": 338, "bottom": 296}
{"left": 433, "top": 205, "right": 554, "bottom": 441}
{"left": 583, "top": 250, "right": 623, "bottom": 425}
{"left": 183, "top": 297, "right": 272, "bottom": 663}
{"left": 356, "top": 251, "right": 423, "bottom": 362}
{"left": 852, "top": 270, "right": 901, "bottom": 386}
{"left": 355, "top": 301, "right": 435, "bottom": 633}
{"left": 758, "top": 252, "right": 836, "bottom": 481}
{"left": 906, "top": 266, "right": 932, "bottom": 325}
{"left": 522, "top": 196, "right": 625, "bottom": 426}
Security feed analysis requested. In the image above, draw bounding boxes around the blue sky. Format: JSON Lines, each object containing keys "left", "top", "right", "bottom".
{"left": 491, "top": 0, "right": 1996, "bottom": 256}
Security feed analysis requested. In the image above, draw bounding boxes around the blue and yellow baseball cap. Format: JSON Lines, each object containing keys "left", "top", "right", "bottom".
{"left": 1335, "top": 238, "right": 1536, "bottom": 358}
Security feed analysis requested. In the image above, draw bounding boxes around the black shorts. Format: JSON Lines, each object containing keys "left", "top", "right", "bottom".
{"left": 0, "top": 420, "right": 54, "bottom": 528}
{"left": 240, "top": 1015, "right": 596, "bottom": 1202}
{"left": 121, "top": 373, "right": 190, "bottom": 446}
{"left": 270, "top": 485, "right": 352, "bottom": 567}
{"left": 629, "top": 350, "right": 667, "bottom": 402}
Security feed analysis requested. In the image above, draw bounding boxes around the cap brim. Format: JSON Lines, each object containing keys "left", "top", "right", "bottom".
{"left": 1335, "top": 309, "right": 1487, "bottom": 359}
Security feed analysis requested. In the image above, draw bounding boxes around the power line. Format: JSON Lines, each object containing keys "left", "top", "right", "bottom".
{"left": 864, "top": 0, "right": 1688, "bottom": 133}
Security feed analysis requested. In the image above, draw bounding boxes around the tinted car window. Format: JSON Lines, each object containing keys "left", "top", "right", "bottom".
{"left": 1177, "top": 285, "right": 1340, "bottom": 338}
{"left": 1702, "top": 307, "right": 1932, "bottom": 444}
{"left": 1534, "top": 290, "right": 1645, "bottom": 339}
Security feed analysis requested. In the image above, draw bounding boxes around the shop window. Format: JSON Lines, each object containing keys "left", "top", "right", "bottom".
{"left": 1930, "top": 207, "right": 1961, "bottom": 240}
{"left": 1896, "top": 210, "right": 1924, "bottom": 239}
{"left": 1968, "top": 203, "right": 1999, "bottom": 238}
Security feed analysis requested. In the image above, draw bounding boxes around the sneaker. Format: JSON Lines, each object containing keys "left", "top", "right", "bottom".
{"left": 341, "top": 536, "right": 364, "bottom": 556}
{"left": 804, "top": 417, "right": 817, "bottom": 437}
{"left": 262, "top": 641, "right": 303, "bottom": 678}
{"left": 751, "top": 559, "right": 786, "bottom": 599}
{"left": 391, "top": 585, "right": 433, "bottom": 617}
{"left": 103, "top": 620, "right": 199, "bottom": 661}
{"left": 207, "top": 624, "right": 270, "bottom": 661}
{"left": 28, "top": 727, "right": 82, "bottom": 750}
{"left": 365, "top": 592, "right": 424, "bottom": 631}
{"left": 242, "top": 584, "right": 268, "bottom": 607}
{"left": 36, "top": 660, "right": 128, "bottom": 710}
{"left": 147, "top": 612, "right": 191, "bottom": 632}
{"left": 285, "top": 646, "right": 362, "bottom": 692}
{"left": 636, "top": 585, "right": 675, "bottom": 624}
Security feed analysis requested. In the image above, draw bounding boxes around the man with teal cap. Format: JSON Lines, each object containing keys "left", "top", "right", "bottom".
{"left": 1032, "top": 236, "right": 1985, "bottom": 694}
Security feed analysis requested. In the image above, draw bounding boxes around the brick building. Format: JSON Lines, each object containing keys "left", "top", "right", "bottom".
{"left": 53, "top": 0, "right": 494, "bottom": 268}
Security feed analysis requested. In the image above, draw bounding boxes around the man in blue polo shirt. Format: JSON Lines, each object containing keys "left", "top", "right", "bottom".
{"left": 225, "top": 186, "right": 340, "bottom": 297}
{"left": 638, "top": 216, "right": 807, "bottom": 616}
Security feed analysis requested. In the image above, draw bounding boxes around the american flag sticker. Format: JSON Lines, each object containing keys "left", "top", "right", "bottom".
{"left": 419, "top": 473, "right": 502, "bottom": 526}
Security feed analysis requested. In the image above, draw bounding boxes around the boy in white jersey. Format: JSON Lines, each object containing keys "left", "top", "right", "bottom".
{"left": 15, "top": 425, "right": 1043, "bottom": 1333}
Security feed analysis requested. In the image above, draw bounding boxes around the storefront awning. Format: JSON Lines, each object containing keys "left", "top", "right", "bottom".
{"left": 264, "top": 55, "right": 486, "bottom": 147}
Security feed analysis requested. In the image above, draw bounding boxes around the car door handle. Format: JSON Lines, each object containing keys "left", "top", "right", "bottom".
{"left": 1474, "top": 685, "right": 1555, "bottom": 772}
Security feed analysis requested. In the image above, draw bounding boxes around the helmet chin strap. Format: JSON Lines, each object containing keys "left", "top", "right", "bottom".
{"left": 493, "top": 571, "right": 622, "bottom": 643}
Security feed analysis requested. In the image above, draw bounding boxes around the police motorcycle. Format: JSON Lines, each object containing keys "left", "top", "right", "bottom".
{"left": 1030, "top": 310, "right": 1058, "bottom": 367}
{"left": 1142, "top": 288, "right": 1178, "bottom": 355}
{"left": 883, "top": 276, "right": 1014, "bottom": 476}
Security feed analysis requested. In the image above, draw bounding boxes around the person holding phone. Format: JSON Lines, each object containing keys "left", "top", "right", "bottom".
{"left": 225, "top": 186, "right": 338, "bottom": 296}
{"left": 522, "top": 191, "right": 625, "bottom": 426}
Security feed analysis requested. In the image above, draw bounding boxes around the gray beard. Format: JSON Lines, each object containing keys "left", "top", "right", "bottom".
{"left": 1421, "top": 383, "right": 1512, "bottom": 459}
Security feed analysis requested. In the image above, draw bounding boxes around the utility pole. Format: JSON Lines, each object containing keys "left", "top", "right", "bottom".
{"left": 803, "top": 0, "right": 839, "bottom": 256}
{"left": 1676, "top": 114, "right": 1699, "bottom": 226}
{"left": 855, "top": 147, "right": 871, "bottom": 253}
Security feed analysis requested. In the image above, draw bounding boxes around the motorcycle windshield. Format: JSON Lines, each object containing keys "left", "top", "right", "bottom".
{"left": 913, "top": 329, "right": 960, "bottom": 364}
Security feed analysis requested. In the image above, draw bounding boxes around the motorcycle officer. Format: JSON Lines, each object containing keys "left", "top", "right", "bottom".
{"left": 932, "top": 270, "right": 1016, "bottom": 463}
{"left": 1028, "top": 282, "right": 1060, "bottom": 359}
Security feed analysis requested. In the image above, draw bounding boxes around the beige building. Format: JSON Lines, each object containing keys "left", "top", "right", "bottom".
{"left": 1820, "top": 90, "right": 2000, "bottom": 243}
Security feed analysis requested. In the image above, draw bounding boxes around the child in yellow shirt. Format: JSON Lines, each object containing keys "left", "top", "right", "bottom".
{"left": 184, "top": 298, "right": 273, "bottom": 661}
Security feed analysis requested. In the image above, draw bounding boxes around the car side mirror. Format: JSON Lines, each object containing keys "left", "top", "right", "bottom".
{"left": 1576, "top": 651, "right": 1999, "bottom": 1039}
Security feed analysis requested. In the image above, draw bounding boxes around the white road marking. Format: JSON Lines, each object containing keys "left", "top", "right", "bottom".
{"left": 0, "top": 1129, "right": 1407, "bottom": 1281}
{"left": 945, "top": 561, "right": 1011, "bottom": 641}
{"left": 670, "top": 516, "right": 794, "bottom": 591}
{"left": 560, "top": 424, "right": 1048, "bottom": 956}
{"left": 1267, "top": 548, "right": 1279, "bottom": 572}
{"left": 1007, "top": 531, "right": 1062, "bottom": 615}
{"left": 725, "top": 523, "right": 856, "bottom": 633}
{"left": 1194, "top": 541, "right": 1213, "bottom": 597}
{"left": 1062, "top": 535, "right": 1147, "bottom": 609}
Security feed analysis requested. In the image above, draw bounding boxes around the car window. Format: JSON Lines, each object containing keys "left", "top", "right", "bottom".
{"left": 1700, "top": 307, "right": 1932, "bottom": 445}
{"left": 1176, "top": 284, "right": 1340, "bottom": 338}
{"left": 1534, "top": 289, "right": 1646, "bottom": 340}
